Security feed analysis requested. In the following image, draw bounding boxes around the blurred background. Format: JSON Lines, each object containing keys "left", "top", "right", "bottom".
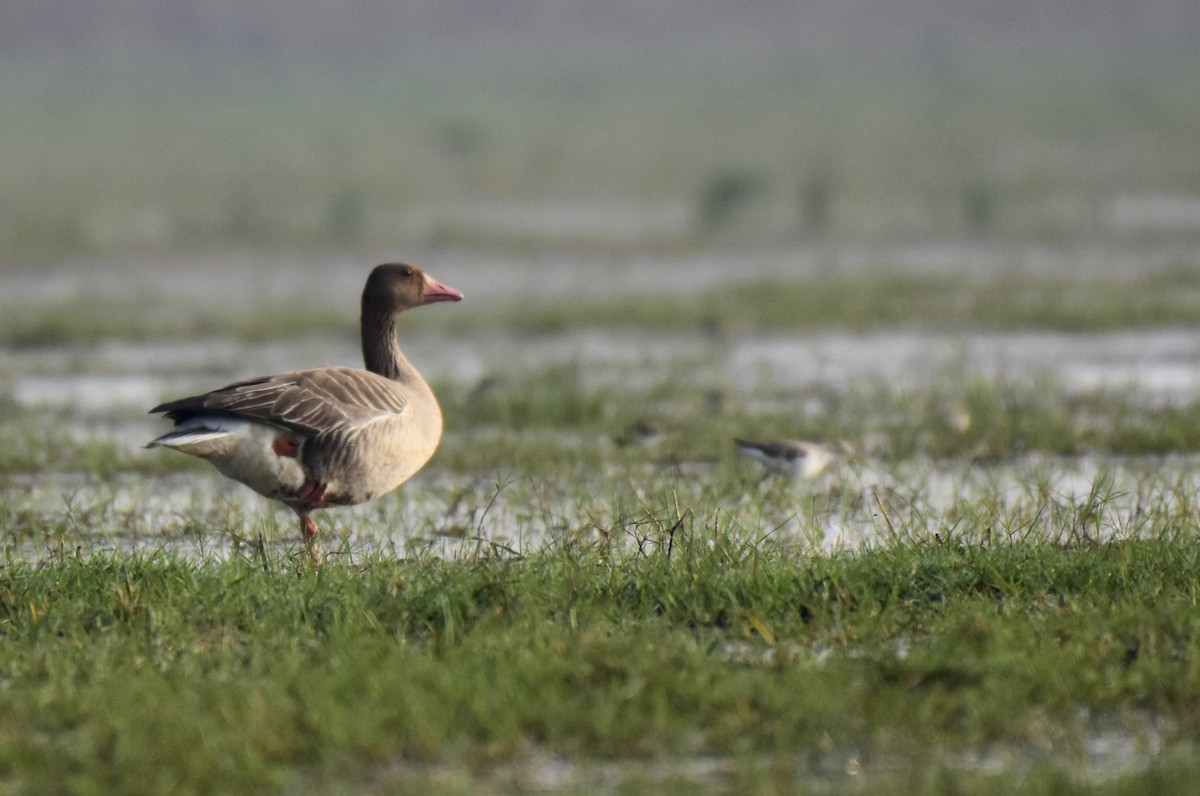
{"left": 4, "top": 0, "right": 1200, "bottom": 269}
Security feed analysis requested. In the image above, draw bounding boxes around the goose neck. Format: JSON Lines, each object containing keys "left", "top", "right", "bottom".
{"left": 361, "top": 310, "right": 411, "bottom": 381}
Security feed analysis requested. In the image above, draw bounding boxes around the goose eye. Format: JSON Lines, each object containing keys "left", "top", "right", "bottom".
{"left": 400, "top": 266, "right": 414, "bottom": 278}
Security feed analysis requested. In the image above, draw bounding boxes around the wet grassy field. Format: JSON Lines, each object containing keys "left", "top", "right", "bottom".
{"left": 4, "top": 253, "right": 1200, "bottom": 792}
{"left": 4, "top": 535, "right": 1200, "bottom": 793}
{"left": 4, "top": 34, "right": 1200, "bottom": 793}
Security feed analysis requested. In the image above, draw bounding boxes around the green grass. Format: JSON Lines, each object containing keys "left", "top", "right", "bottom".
{"left": 4, "top": 30, "right": 1200, "bottom": 792}
{"left": 5, "top": 353, "right": 1200, "bottom": 790}
{"left": 8, "top": 267, "right": 1200, "bottom": 348}
{"left": 0, "top": 296, "right": 351, "bottom": 348}
{"left": 7, "top": 364, "right": 1200, "bottom": 487}
{"left": 4, "top": 324, "right": 1200, "bottom": 792}
{"left": 1, "top": 530, "right": 1199, "bottom": 793}
{"left": 480, "top": 270, "right": 1200, "bottom": 335}
{"left": 6, "top": 249, "right": 1200, "bottom": 790}
{"left": 355, "top": 371, "right": 1200, "bottom": 468}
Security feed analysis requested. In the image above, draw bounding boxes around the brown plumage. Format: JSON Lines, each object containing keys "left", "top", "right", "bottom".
{"left": 147, "top": 263, "right": 462, "bottom": 563}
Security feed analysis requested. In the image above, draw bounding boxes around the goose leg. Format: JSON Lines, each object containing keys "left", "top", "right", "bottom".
{"left": 297, "top": 480, "right": 327, "bottom": 506}
{"left": 295, "top": 480, "right": 328, "bottom": 567}
{"left": 299, "top": 513, "right": 322, "bottom": 567}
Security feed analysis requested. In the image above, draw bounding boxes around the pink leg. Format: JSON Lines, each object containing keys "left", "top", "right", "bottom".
{"left": 297, "top": 480, "right": 327, "bottom": 508}
{"left": 299, "top": 513, "right": 322, "bottom": 566}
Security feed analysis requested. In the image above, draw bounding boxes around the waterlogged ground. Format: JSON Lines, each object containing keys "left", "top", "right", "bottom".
{"left": 5, "top": 245, "right": 1200, "bottom": 791}
{"left": 5, "top": 248, "right": 1200, "bottom": 559}
{"left": 8, "top": 320, "right": 1200, "bottom": 558}
{"left": 4, "top": 246, "right": 1200, "bottom": 559}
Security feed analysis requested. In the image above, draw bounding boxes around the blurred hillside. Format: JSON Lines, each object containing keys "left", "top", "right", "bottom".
{"left": 4, "top": 1, "right": 1200, "bottom": 262}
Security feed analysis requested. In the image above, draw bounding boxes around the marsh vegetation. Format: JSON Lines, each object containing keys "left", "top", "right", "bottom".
{"left": 5, "top": 259, "right": 1200, "bottom": 792}
{"left": 5, "top": 4, "right": 1200, "bottom": 791}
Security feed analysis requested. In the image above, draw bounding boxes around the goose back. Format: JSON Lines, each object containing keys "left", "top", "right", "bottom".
{"left": 151, "top": 365, "right": 443, "bottom": 507}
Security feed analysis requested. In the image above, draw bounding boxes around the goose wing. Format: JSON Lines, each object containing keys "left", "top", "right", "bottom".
{"left": 150, "top": 367, "right": 410, "bottom": 436}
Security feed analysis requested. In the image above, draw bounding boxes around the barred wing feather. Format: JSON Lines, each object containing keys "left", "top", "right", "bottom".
{"left": 151, "top": 367, "right": 410, "bottom": 435}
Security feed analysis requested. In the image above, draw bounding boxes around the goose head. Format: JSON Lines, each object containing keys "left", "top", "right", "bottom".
{"left": 363, "top": 263, "right": 463, "bottom": 315}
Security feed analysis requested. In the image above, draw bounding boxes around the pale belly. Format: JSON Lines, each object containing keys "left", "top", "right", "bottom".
{"left": 151, "top": 415, "right": 441, "bottom": 510}
{"left": 151, "top": 418, "right": 308, "bottom": 504}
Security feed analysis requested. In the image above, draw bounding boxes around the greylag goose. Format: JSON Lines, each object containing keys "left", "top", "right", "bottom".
{"left": 734, "top": 438, "right": 835, "bottom": 480}
{"left": 147, "top": 263, "right": 462, "bottom": 563}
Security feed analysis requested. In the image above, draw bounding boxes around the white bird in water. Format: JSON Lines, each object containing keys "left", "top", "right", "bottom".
{"left": 734, "top": 438, "right": 837, "bottom": 480}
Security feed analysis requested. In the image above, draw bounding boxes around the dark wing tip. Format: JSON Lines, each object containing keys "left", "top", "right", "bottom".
{"left": 148, "top": 396, "right": 200, "bottom": 417}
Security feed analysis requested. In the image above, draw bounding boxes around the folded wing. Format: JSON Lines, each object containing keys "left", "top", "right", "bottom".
{"left": 150, "top": 366, "right": 410, "bottom": 435}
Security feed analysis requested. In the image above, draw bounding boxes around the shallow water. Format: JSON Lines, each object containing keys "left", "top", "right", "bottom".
{"left": 7, "top": 237, "right": 1200, "bottom": 308}
{"left": 6, "top": 319, "right": 1200, "bottom": 558}
{"left": 5, "top": 447, "right": 1195, "bottom": 565}
{"left": 5, "top": 246, "right": 1200, "bottom": 562}
{"left": 10, "top": 326, "right": 1200, "bottom": 417}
